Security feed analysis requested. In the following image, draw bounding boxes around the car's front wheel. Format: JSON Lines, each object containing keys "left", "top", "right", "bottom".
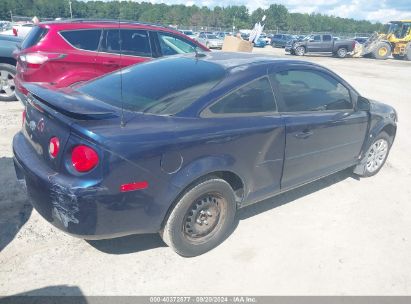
{"left": 161, "top": 178, "right": 236, "bottom": 257}
{"left": 355, "top": 132, "right": 392, "bottom": 177}
{"left": 295, "top": 46, "right": 305, "bottom": 56}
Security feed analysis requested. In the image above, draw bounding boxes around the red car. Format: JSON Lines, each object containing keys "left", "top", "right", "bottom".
{"left": 14, "top": 20, "right": 209, "bottom": 98}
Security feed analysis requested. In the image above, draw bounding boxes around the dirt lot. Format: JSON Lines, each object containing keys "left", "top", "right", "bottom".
{"left": 1, "top": 47, "right": 411, "bottom": 296}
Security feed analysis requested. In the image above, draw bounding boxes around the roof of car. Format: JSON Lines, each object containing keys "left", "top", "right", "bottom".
{"left": 191, "top": 52, "right": 314, "bottom": 70}
{"left": 38, "top": 19, "right": 174, "bottom": 31}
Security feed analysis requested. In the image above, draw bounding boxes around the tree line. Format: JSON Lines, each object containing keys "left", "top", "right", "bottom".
{"left": 0, "top": 0, "right": 383, "bottom": 34}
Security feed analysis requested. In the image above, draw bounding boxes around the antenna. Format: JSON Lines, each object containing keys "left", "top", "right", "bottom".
{"left": 119, "top": 3, "right": 125, "bottom": 128}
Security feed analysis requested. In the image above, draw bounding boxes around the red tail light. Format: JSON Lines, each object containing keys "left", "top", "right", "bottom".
{"left": 22, "top": 110, "right": 26, "bottom": 127}
{"left": 19, "top": 52, "right": 66, "bottom": 69}
{"left": 71, "top": 145, "right": 99, "bottom": 172}
{"left": 13, "top": 28, "right": 18, "bottom": 36}
{"left": 49, "top": 137, "right": 60, "bottom": 159}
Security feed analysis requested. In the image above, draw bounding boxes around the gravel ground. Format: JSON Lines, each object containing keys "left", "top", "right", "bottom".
{"left": 1, "top": 47, "right": 411, "bottom": 296}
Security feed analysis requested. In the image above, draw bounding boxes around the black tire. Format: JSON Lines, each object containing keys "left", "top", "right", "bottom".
{"left": 290, "top": 50, "right": 295, "bottom": 55}
{"left": 295, "top": 46, "right": 305, "bottom": 56}
{"left": 161, "top": 178, "right": 236, "bottom": 257}
{"left": 354, "top": 132, "right": 392, "bottom": 177}
{"left": 371, "top": 42, "right": 391, "bottom": 60}
{"left": 0, "top": 63, "right": 17, "bottom": 102}
{"left": 336, "top": 47, "right": 348, "bottom": 58}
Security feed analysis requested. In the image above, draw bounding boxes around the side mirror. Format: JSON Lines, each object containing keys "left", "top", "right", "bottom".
{"left": 357, "top": 96, "right": 370, "bottom": 111}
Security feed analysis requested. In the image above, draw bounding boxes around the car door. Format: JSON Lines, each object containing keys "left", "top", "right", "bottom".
{"left": 306, "top": 35, "right": 322, "bottom": 52}
{"left": 95, "top": 28, "right": 153, "bottom": 75}
{"left": 269, "top": 66, "right": 368, "bottom": 190}
{"left": 320, "top": 35, "right": 333, "bottom": 52}
{"left": 201, "top": 75, "right": 285, "bottom": 204}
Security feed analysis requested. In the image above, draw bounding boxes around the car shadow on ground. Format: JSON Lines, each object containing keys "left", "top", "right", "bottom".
{"left": 0, "top": 285, "right": 86, "bottom": 302}
{"left": 0, "top": 157, "right": 32, "bottom": 252}
{"left": 87, "top": 233, "right": 166, "bottom": 254}
{"left": 88, "top": 168, "right": 358, "bottom": 255}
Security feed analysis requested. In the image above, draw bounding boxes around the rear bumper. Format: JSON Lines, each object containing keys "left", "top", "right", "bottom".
{"left": 13, "top": 131, "right": 166, "bottom": 239}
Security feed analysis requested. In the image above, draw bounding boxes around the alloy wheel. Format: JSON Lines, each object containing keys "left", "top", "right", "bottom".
{"left": 366, "top": 139, "right": 388, "bottom": 173}
{"left": 0, "top": 70, "right": 15, "bottom": 99}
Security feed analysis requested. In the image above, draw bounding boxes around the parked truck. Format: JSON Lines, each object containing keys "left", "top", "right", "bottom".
{"left": 285, "top": 34, "right": 356, "bottom": 58}
{"left": 0, "top": 35, "right": 22, "bottom": 101}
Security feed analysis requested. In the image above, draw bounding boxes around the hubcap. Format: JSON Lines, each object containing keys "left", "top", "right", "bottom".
{"left": 339, "top": 49, "right": 347, "bottom": 56}
{"left": 183, "top": 193, "right": 225, "bottom": 242}
{"left": 0, "top": 70, "right": 15, "bottom": 98}
{"left": 378, "top": 47, "right": 388, "bottom": 57}
{"left": 366, "top": 139, "right": 388, "bottom": 173}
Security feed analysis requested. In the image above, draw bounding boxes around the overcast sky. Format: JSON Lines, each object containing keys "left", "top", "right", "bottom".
{"left": 141, "top": 0, "right": 411, "bottom": 23}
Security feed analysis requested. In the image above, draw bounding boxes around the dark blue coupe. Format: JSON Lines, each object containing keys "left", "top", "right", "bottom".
{"left": 13, "top": 52, "right": 397, "bottom": 256}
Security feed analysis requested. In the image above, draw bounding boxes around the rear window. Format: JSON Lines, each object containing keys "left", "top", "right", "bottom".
{"left": 21, "top": 26, "right": 48, "bottom": 49}
{"left": 60, "top": 30, "right": 102, "bottom": 51}
{"left": 323, "top": 35, "right": 332, "bottom": 41}
{"left": 78, "top": 57, "right": 225, "bottom": 115}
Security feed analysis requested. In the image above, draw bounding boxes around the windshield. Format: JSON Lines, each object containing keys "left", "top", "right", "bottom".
{"left": 206, "top": 34, "right": 218, "bottom": 39}
{"left": 183, "top": 31, "right": 194, "bottom": 35}
{"left": 78, "top": 57, "right": 226, "bottom": 115}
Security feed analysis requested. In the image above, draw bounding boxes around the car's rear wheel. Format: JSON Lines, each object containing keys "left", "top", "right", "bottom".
{"left": 336, "top": 47, "right": 348, "bottom": 58}
{"left": 355, "top": 132, "right": 392, "bottom": 177}
{"left": 0, "top": 64, "right": 16, "bottom": 102}
{"left": 295, "top": 46, "right": 305, "bottom": 56}
{"left": 161, "top": 178, "right": 236, "bottom": 257}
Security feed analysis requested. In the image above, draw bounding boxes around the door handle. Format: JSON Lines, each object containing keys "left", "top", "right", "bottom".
{"left": 295, "top": 130, "right": 313, "bottom": 139}
{"left": 332, "top": 111, "right": 352, "bottom": 123}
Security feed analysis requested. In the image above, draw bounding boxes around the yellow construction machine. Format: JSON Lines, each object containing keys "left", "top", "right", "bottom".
{"left": 361, "top": 20, "right": 411, "bottom": 60}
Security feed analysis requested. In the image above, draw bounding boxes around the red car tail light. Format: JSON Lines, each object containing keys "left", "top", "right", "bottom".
{"left": 71, "top": 145, "right": 99, "bottom": 172}
{"left": 49, "top": 137, "right": 60, "bottom": 159}
{"left": 19, "top": 52, "right": 66, "bottom": 69}
{"left": 13, "top": 28, "right": 18, "bottom": 36}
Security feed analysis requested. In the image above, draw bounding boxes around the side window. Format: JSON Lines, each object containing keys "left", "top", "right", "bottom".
{"left": 101, "top": 29, "right": 151, "bottom": 57}
{"left": 313, "top": 35, "right": 321, "bottom": 42}
{"left": 271, "top": 69, "right": 353, "bottom": 112}
{"left": 207, "top": 77, "right": 277, "bottom": 115}
{"left": 323, "top": 35, "right": 332, "bottom": 41}
{"left": 157, "top": 32, "right": 196, "bottom": 56}
{"left": 60, "top": 30, "right": 102, "bottom": 51}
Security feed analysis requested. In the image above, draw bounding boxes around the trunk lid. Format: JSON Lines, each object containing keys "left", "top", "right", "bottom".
{"left": 22, "top": 83, "right": 119, "bottom": 171}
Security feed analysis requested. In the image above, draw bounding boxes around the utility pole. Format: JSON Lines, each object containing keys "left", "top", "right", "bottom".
{"left": 69, "top": 0, "right": 73, "bottom": 19}
{"left": 10, "top": 10, "right": 13, "bottom": 22}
